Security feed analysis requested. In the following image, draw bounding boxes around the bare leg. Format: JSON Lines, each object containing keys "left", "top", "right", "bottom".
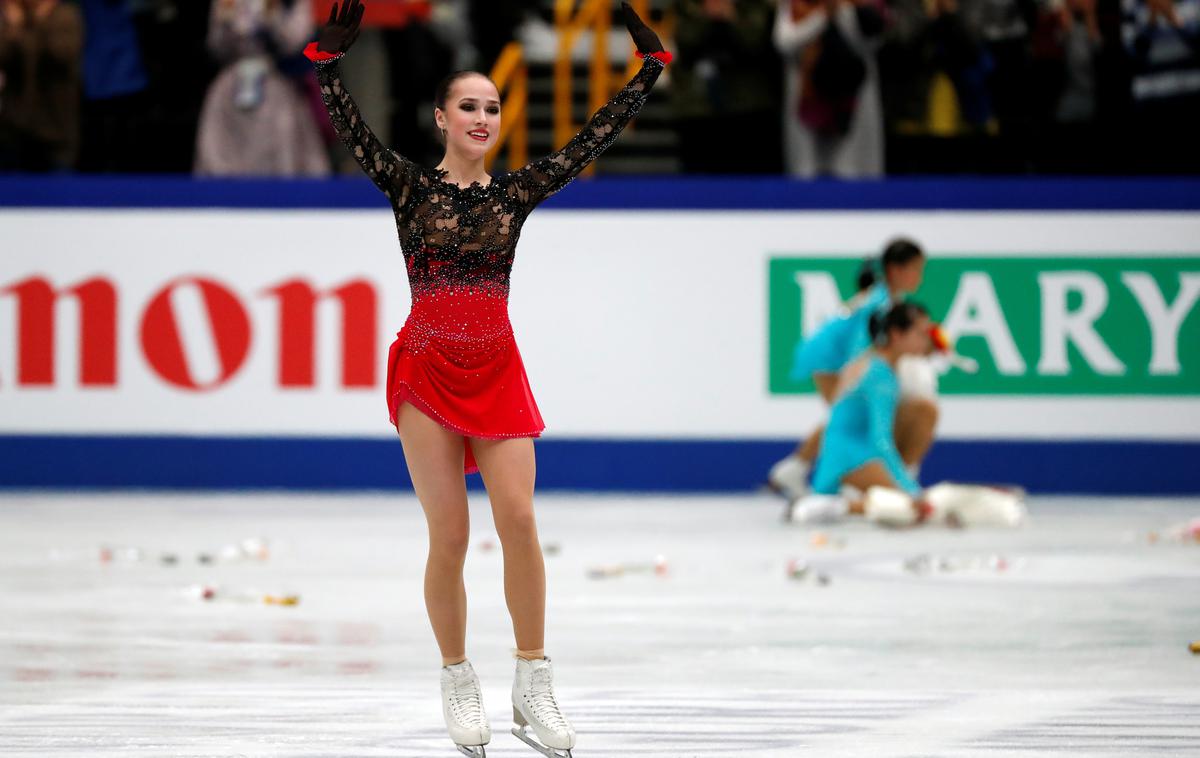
{"left": 841, "top": 460, "right": 905, "bottom": 515}
{"left": 470, "top": 436, "right": 545, "bottom": 655}
{"left": 396, "top": 403, "right": 470, "bottom": 665}
{"left": 797, "top": 425, "right": 825, "bottom": 463}
{"left": 894, "top": 397, "right": 938, "bottom": 467}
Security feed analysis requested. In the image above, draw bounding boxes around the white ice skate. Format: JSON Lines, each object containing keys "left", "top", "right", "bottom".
{"left": 790, "top": 493, "right": 850, "bottom": 524}
{"left": 768, "top": 454, "right": 810, "bottom": 499}
{"left": 768, "top": 455, "right": 810, "bottom": 521}
{"left": 511, "top": 657, "right": 575, "bottom": 757}
{"left": 441, "top": 660, "right": 491, "bottom": 757}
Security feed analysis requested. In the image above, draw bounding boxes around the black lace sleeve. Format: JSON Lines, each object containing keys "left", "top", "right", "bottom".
{"left": 511, "top": 57, "right": 666, "bottom": 207}
{"left": 314, "top": 59, "right": 421, "bottom": 209}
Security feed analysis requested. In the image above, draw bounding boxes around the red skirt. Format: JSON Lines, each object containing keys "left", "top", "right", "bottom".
{"left": 386, "top": 289, "right": 544, "bottom": 474}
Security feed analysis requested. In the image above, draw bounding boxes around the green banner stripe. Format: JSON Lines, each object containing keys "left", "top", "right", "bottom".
{"left": 768, "top": 257, "right": 1200, "bottom": 396}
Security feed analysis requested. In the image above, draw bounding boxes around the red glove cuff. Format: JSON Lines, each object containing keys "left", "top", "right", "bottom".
{"left": 635, "top": 50, "right": 674, "bottom": 65}
{"left": 304, "top": 41, "right": 343, "bottom": 63}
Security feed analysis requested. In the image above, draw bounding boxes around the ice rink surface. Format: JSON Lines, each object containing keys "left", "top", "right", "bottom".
{"left": 2, "top": 492, "right": 1198, "bottom": 757}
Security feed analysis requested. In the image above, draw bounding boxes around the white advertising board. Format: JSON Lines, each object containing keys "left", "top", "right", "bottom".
{"left": 2, "top": 209, "right": 1198, "bottom": 440}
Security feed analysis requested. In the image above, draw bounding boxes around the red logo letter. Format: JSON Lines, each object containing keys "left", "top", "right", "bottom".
{"left": 264, "top": 279, "right": 377, "bottom": 388}
{"left": 140, "top": 277, "right": 251, "bottom": 390}
{"left": 2, "top": 277, "right": 117, "bottom": 386}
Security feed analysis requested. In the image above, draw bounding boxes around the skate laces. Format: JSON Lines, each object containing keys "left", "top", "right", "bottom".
{"left": 447, "top": 669, "right": 486, "bottom": 726}
{"left": 527, "top": 665, "right": 569, "bottom": 731}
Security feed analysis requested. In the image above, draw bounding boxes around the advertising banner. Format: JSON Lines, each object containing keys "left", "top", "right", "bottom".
{"left": 769, "top": 257, "right": 1200, "bottom": 396}
{"left": 2, "top": 179, "right": 1199, "bottom": 492}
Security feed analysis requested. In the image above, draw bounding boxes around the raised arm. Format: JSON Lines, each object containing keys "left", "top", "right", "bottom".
{"left": 307, "top": 0, "right": 419, "bottom": 208}
{"left": 512, "top": 3, "right": 671, "bottom": 206}
{"left": 0, "top": 3, "right": 82, "bottom": 67}
{"left": 774, "top": 0, "right": 828, "bottom": 55}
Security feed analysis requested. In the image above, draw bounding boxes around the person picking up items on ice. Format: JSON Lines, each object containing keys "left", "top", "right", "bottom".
{"left": 889, "top": 320, "right": 980, "bottom": 485}
{"left": 768, "top": 238, "right": 925, "bottom": 517}
{"left": 790, "top": 301, "right": 933, "bottom": 524}
{"left": 792, "top": 307, "right": 1024, "bottom": 529}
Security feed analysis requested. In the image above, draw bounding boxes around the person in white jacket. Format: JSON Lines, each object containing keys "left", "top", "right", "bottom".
{"left": 195, "top": 0, "right": 331, "bottom": 177}
{"left": 773, "top": 0, "right": 885, "bottom": 177}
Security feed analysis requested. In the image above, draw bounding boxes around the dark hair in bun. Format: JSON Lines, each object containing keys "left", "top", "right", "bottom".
{"left": 868, "top": 301, "right": 929, "bottom": 346}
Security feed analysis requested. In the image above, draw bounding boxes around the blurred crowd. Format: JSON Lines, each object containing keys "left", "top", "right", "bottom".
{"left": 0, "top": 0, "right": 1196, "bottom": 177}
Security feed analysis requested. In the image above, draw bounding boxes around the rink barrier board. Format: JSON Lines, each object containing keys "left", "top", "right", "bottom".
{"left": 0, "top": 435, "right": 1196, "bottom": 495}
{"left": 2, "top": 177, "right": 1198, "bottom": 494}
{"left": 3, "top": 176, "right": 1200, "bottom": 210}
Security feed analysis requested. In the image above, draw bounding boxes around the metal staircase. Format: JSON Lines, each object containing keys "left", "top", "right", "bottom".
{"left": 487, "top": 1, "right": 678, "bottom": 175}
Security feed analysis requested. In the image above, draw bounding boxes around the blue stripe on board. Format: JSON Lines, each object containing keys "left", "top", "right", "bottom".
{"left": 2, "top": 176, "right": 1200, "bottom": 211}
{"left": 0, "top": 436, "right": 1196, "bottom": 495}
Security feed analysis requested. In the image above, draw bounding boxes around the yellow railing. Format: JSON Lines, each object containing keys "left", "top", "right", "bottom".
{"left": 487, "top": 41, "right": 529, "bottom": 171}
{"left": 553, "top": 0, "right": 657, "bottom": 172}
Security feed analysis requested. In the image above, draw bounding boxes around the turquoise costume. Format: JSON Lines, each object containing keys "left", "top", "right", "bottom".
{"left": 811, "top": 356, "right": 920, "bottom": 496}
{"left": 790, "top": 283, "right": 892, "bottom": 381}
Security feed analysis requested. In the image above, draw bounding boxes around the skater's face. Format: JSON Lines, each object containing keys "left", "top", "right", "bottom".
{"left": 892, "top": 314, "right": 933, "bottom": 356}
{"left": 887, "top": 255, "right": 926, "bottom": 294}
{"left": 435, "top": 75, "right": 500, "bottom": 160}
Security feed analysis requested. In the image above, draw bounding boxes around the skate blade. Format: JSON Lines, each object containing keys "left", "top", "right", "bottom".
{"left": 511, "top": 725, "right": 573, "bottom": 758}
{"left": 456, "top": 746, "right": 486, "bottom": 758}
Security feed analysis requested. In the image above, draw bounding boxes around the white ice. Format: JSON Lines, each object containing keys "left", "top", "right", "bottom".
{"left": 1, "top": 493, "right": 1198, "bottom": 756}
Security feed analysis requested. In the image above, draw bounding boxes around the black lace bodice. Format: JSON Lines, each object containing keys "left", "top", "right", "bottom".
{"left": 314, "top": 56, "right": 665, "bottom": 300}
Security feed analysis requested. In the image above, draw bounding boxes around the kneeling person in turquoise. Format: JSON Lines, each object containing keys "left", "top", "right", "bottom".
{"left": 797, "top": 302, "right": 932, "bottom": 521}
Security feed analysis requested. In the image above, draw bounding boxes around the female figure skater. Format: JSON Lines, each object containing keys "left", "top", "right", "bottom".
{"left": 768, "top": 238, "right": 927, "bottom": 518}
{"left": 794, "top": 301, "right": 933, "bottom": 523}
{"left": 306, "top": 2, "right": 669, "bottom": 756}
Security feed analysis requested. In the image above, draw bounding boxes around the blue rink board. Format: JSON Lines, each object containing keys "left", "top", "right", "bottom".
{"left": 3, "top": 175, "right": 1200, "bottom": 210}
{"left": 0, "top": 436, "right": 1196, "bottom": 495}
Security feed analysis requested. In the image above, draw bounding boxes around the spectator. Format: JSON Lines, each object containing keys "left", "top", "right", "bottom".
{"left": 126, "top": 0, "right": 222, "bottom": 173}
{"left": 194, "top": 0, "right": 330, "bottom": 176}
{"left": 878, "top": 0, "right": 997, "bottom": 173}
{"left": 960, "top": 0, "right": 1038, "bottom": 168}
{"left": 930, "top": 0, "right": 995, "bottom": 131}
{"left": 0, "top": 0, "right": 83, "bottom": 172}
{"left": 877, "top": 0, "right": 939, "bottom": 130}
{"left": 1030, "top": 0, "right": 1102, "bottom": 171}
{"left": 672, "top": 0, "right": 781, "bottom": 173}
{"left": 77, "top": 0, "right": 152, "bottom": 173}
{"left": 1120, "top": 0, "right": 1200, "bottom": 172}
{"left": 879, "top": 0, "right": 994, "bottom": 135}
{"left": 774, "top": 0, "right": 886, "bottom": 177}
{"left": 382, "top": 0, "right": 452, "bottom": 168}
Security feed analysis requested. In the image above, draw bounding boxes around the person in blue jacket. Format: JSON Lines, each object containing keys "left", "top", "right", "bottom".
{"left": 793, "top": 301, "right": 933, "bottom": 523}
{"left": 768, "top": 238, "right": 926, "bottom": 514}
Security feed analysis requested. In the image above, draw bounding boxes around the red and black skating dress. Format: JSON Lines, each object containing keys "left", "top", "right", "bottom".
{"left": 308, "top": 46, "right": 669, "bottom": 473}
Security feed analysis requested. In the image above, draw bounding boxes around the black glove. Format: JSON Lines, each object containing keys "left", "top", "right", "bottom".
{"left": 621, "top": 2, "right": 664, "bottom": 54}
{"left": 316, "top": 0, "right": 365, "bottom": 55}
